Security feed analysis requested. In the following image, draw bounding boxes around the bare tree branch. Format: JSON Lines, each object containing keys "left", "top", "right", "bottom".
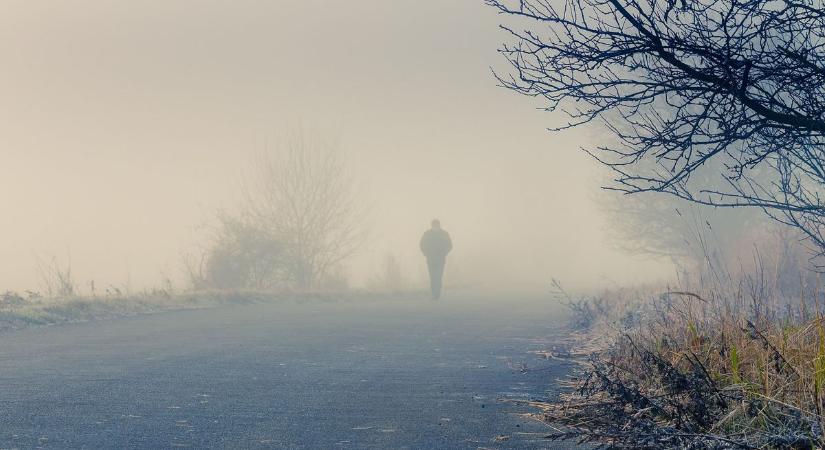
{"left": 489, "top": 0, "right": 825, "bottom": 260}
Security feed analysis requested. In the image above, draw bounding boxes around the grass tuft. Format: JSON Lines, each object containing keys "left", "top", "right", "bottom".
{"left": 542, "top": 273, "right": 825, "bottom": 448}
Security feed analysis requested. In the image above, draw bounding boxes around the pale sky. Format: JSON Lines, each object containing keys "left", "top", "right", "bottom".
{"left": 0, "top": 0, "right": 672, "bottom": 293}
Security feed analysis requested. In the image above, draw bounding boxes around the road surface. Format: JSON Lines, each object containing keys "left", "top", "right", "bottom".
{"left": 0, "top": 291, "right": 578, "bottom": 449}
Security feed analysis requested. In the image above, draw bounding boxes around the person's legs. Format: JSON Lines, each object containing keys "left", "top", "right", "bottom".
{"left": 427, "top": 258, "right": 445, "bottom": 300}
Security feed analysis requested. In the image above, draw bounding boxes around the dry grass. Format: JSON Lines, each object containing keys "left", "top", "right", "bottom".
{"left": 0, "top": 289, "right": 363, "bottom": 332}
{"left": 541, "top": 272, "right": 825, "bottom": 448}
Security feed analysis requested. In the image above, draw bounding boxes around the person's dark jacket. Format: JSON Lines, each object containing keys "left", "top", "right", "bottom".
{"left": 420, "top": 228, "right": 452, "bottom": 261}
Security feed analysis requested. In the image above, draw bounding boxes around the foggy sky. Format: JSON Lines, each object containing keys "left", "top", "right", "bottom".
{"left": 0, "top": 0, "right": 673, "bottom": 293}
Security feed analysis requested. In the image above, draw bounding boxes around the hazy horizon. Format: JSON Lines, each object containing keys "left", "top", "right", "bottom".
{"left": 0, "top": 0, "right": 674, "bottom": 293}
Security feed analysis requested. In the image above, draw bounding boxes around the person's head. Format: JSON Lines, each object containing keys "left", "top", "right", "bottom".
{"left": 431, "top": 219, "right": 441, "bottom": 229}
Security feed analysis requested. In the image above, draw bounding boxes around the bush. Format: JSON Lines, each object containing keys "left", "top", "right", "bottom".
{"left": 203, "top": 215, "right": 288, "bottom": 290}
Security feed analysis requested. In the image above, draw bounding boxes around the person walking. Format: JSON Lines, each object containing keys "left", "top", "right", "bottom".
{"left": 419, "top": 219, "right": 452, "bottom": 300}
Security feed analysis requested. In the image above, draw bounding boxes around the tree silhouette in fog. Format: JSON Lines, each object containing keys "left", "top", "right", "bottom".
{"left": 191, "top": 133, "right": 364, "bottom": 291}
{"left": 243, "top": 133, "right": 365, "bottom": 290}
{"left": 490, "top": 0, "right": 825, "bottom": 260}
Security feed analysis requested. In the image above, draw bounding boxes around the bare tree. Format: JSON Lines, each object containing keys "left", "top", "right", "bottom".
{"left": 489, "top": 0, "right": 825, "bottom": 260}
{"left": 244, "top": 133, "right": 365, "bottom": 289}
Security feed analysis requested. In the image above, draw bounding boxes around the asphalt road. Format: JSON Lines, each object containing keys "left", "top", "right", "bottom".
{"left": 0, "top": 291, "right": 578, "bottom": 449}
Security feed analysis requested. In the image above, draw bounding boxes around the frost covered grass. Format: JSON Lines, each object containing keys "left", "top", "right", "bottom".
{"left": 542, "top": 271, "right": 825, "bottom": 449}
{"left": 0, "top": 289, "right": 375, "bottom": 332}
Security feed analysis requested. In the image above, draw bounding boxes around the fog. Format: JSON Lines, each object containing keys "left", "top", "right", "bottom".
{"left": 0, "top": 0, "right": 673, "bottom": 293}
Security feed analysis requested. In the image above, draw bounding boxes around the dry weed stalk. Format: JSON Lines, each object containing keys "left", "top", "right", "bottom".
{"left": 545, "top": 281, "right": 825, "bottom": 449}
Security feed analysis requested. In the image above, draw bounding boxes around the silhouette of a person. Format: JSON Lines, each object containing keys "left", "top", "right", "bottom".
{"left": 420, "top": 219, "right": 452, "bottom": 300}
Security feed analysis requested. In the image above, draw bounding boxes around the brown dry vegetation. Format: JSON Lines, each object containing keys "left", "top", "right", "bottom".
{"left": 544, "top": 268, "right": 825, "bottom": 448}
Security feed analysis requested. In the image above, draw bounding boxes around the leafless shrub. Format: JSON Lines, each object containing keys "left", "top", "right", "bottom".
{"left": 35, "top": 254, "right": 76, "bottom": 298}
{"left": 201, "top": 213, "right": 288, "bottom": 290}
{"left": 181, "top": 248, "right": 209, "bottom": 291}
{"left": 241, "top": 131, "right": 367, "bottom": 290}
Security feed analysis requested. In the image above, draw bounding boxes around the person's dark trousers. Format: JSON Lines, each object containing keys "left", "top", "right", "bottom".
{"left": 426, "top": 257, "right": 445, "bottom": 300}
